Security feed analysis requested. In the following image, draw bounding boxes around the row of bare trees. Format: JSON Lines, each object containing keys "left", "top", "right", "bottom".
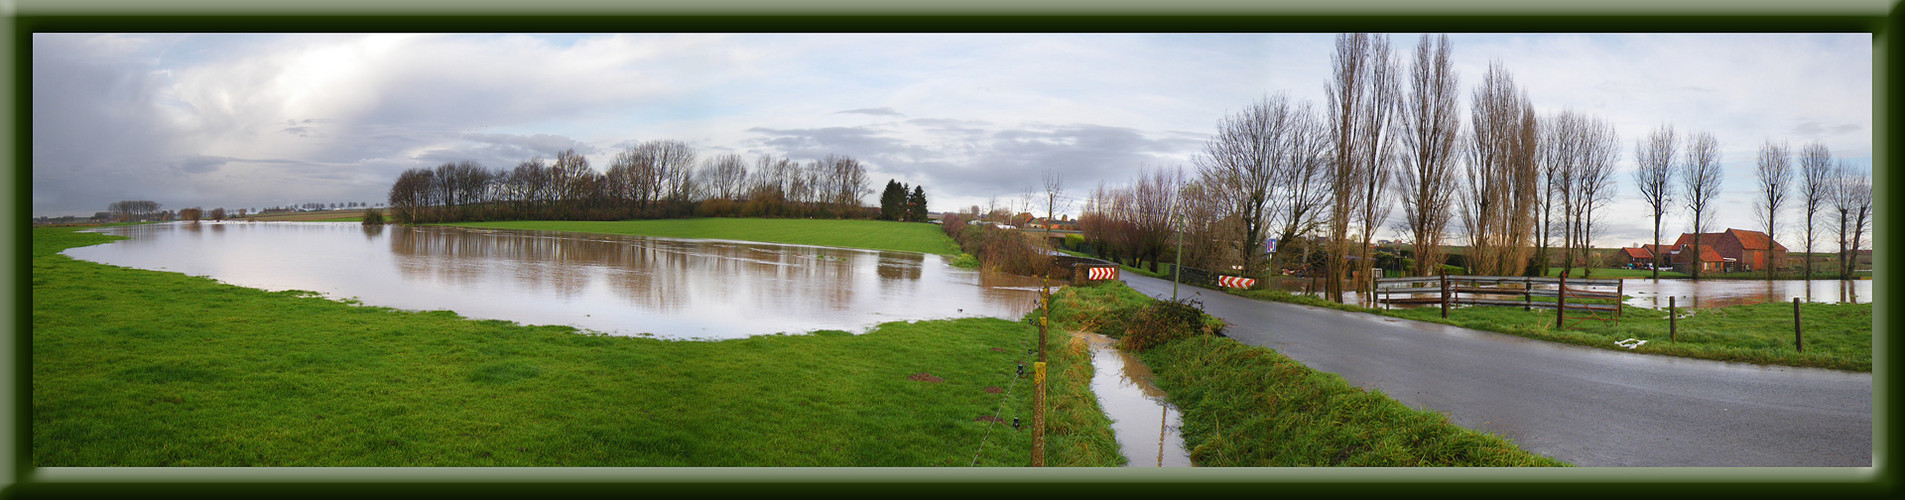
{"left": 386, "top": 142, "right": 879, "bottom": 224}
{"left": 1075, "top": 32, "right": 1872, "bottom": 305}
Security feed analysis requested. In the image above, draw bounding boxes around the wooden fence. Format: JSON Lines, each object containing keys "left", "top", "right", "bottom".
{"left": 1373, "top": 274, "right": 1624, "bottom": 322}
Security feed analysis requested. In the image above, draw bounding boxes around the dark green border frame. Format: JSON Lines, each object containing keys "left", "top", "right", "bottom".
{"left": 5, "top": 4, "right": 1895, "bottom": 499}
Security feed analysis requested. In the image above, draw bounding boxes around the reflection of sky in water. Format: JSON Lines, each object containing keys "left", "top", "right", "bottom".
{"left": 1077, "top": 332, "right": 1191, "bottom": 468}
{"left": 65, "top": 222, "right": 1044, "bottom": 339}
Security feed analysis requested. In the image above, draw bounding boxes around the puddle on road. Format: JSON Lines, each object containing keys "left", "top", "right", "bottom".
{"left": 1075, "top": 331, "right": 1193, "bottom": 467}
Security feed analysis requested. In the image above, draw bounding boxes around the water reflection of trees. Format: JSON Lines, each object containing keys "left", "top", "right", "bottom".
{"left": 388, "top": 227, "right": 866, "bottom": 313}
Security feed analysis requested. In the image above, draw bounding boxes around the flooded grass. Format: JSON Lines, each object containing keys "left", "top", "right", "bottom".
{"left": 1047, "top": 281, "right": 1564, "bottom": 466}
{"left": 1230, "top": 287, "right": 1872, "bottom": 372}
{"left": 32, "top": 226, "right": 1116, "bottom": 466}
{"left": 445, "top": 218, "right": 963, "bottom": 256}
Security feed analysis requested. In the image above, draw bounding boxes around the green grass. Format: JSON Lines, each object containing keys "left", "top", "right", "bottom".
{"left": 1046, "top": 281, "right": 1564, "bottom": 466}
{"left": 1227, "top": 286, "right": 1871, "bottom": 372}
{"left": 32, "top": 226, "right": 1114, "bottom": 466}
{"left": 1381, "top": 301, "right": 1871, "bottom": 372}
{"left": 445, "top": 218, "right": 963, "bottom": 256}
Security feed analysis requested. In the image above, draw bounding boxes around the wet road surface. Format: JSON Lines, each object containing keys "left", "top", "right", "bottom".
{"left": 1122, "top": 273, "right": 1872, "bottom": 467}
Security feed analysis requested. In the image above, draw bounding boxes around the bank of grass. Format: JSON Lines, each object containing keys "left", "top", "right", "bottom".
{"left": 446, "top": 218, "right": 963, "bottom": 256}
{"left": 1046, "top": 281, "right": 1565, "bottom": 467}
{"left": 1228, "top": 287, "right": 1871, "bottom": 372}
{"left": 246, "top": 209, "right": 366, "bottom": 222}
{"left": 32, "top": 226, "right": 1112, "bottom": 466}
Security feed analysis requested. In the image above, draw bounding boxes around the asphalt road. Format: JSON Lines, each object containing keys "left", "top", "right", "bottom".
{"left": 1121, "top": 273, "right": 1873, "bottom": 467}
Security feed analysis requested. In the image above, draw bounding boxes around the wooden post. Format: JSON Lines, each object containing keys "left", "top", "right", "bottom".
{"left": 1793, "top": 297, "right": 1803, "bottom": 352}
{"left": 1556, "top": 271, "right": 1567, "bottom": 329}
{"left": 1616, "top": 279, "right": 1624, "bottom": 320}
{"left": 1439, "top": 271, "right": 1450, "bottom": 319}
{"left": 1669, "top": 296, "right": 1677, "bottom": 342}
{"left": 1524, "top": 277, "right": 1532, "bottom": 311}
{"left": 1032, "top": 361, "right": 1047, "bottom": 466}
{"left": 1038, "top": 275, "right": 1049, "bottom": 363}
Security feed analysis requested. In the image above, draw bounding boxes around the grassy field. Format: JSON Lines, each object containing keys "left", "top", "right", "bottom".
{"left": 1230, "top": 287, "right": 1872, "bottom": 372}
{"left": 1046, "top": 281, "right": 1566, "bottom": 466}
{"left": 32, "top": 227, "right": 1115, "bottom": 466}
{"left": 245, "top": 209, "right": 367, "bottom": 222}
{"left": 447, "top": 218, "right": 963, "bottom": 256}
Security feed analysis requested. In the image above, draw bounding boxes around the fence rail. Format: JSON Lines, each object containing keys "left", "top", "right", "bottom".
{"left": 1374, "top": 274, "right": 1624, "bottom": 321}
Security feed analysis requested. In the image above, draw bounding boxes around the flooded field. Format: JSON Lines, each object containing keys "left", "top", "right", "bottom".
{"left": 65, "top": 222, "right": 1046, "bottom": 339}
{"left": 1076, "top": 332, "right": 1191, "bottom": 467}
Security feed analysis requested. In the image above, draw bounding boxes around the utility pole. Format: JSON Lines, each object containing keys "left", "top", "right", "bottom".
{"left": 1170, "top": 194, "right": 1183, "bottom": 300}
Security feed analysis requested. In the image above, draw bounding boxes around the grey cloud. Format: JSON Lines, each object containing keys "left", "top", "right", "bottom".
{"left": 833, "top": 107, "right": 904, "bottom": 117}
{"left": 744, "top": 121, "right": 1201, "bottom": 210}
{"left": 176, "top": 155, "right": 234, "bottom": 174}
{"left": 412, "top": 132, "right": 597, "bottom": 169}
{"left": 1791, "top": 120, "right": 1861, "bottom": 137}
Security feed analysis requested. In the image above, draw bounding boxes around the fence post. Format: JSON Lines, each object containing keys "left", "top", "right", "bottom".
{"left": 1617, "top": 279, "right": 1624, "bottom": 320}
{"left": 1556, "top": 271, "right": 1567, "bottom": 329}
{"left": 1524, "top": 277, "right": 1532, "bottom": 311}
{"left": 1669, "top": 296, "right": 1677, "bottom": 342}
{"left": 1793, "top": 297, "right": 1803, "bottom": 352}
{"left": 1032, "top": 361, "right": 1046, "bottom": 466}
{"left": 1440, "top": 270, "right": 1450, "bottom": 319}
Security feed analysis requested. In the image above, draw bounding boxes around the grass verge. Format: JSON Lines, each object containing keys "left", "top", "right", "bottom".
{"left": 1229, "top": 287, "right": 1871, "bottom": 372}
{"left": 445, "top": 218, "right": 962, "bottom": 256}
{"left": 33, "top": 226, "right": 1110, "bottom": 466}
{"left": 1046, "top": 281, "right": 1565, "bottom": 466}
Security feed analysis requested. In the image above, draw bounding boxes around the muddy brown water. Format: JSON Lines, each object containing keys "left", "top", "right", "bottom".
{"left": 1074, "top": 332, "right": 1192, "bottom": 467}
{"left": 65, "top": 222, "right": 1047, "bottom": 339}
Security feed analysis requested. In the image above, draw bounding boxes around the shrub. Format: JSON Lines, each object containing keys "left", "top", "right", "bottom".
{"left": 361, "top": 208, "right": 386, "bottom": 225}
{"left": 1117, "top": 299, "right": 1224, "bottom": 352}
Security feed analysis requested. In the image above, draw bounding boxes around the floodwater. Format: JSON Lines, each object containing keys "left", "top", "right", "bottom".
{"left": 1075, "top": 332, "right": 1192, "bottom": 467}
{"left": 1620, "top": 278, "right": 1872, "bottom": 308}
{"left": 64, "top": 221, "right": 1047, "bottom": 339}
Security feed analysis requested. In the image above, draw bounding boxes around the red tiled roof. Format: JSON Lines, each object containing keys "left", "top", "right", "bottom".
{"left": 1673, "top": 245, "right": 1725, "bottom": 263}
{"left": 1620, "top": 247, "right": 1652, "bottom": 259}
{"left": 1725, "top": 228, "right": 1786, "bottom": 252}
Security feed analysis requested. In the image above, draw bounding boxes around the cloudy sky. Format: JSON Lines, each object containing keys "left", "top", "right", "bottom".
{"left": 32, "top": 32, "right": 1870, "bottom": 246}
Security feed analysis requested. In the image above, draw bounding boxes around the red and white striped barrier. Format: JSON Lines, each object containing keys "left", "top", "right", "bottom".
{"left": 1217, "top": 275, "right": 1257, "bottom": 289}
{"left": 1086, "top": 266, "right": 1119, "bottom": 280}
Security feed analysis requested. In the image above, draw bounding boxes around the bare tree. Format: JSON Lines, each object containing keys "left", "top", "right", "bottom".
{"left": 1681, "top": 131, "right": 1722, "bottom": 279}
{"left": 1196, "top": 95, "right": 1292, "bottom": 278}
{"left": 1754, "top": 140, "right": 1792, "bottom": 278}
{"left": 1632, "top": 124, "right": 1678, "bottom": 278}
{"left": 1458, "top": 62, "right": 1540, "bottom": 277}
{"left": 1847, "top": 167, "right": 1871, "bottom": 279}
{"left": 1043, "top": 170, "right": 1067, "bottom": 241}
{"left": 1830, "top": 163, "right": 1870, "bottom": 279}
{"left": 1354, "top": 35, "right": 1401, "bottom": 295}
{"left": 1797, "top": 142, "right": 1833, "bottom": 278}
{"left": 1571, "top": 115, "right": 1619, "bottom": 277}
{"left": 1396, "top": 33, "right": 1462, "bottom": 277}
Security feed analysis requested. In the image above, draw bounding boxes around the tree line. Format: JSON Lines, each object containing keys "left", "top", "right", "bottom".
{"left": 385, "top": 139, "right": 916, "bottom": 224}
{"left": 1075, "top": 33, "right": 1874, "bottom": 304}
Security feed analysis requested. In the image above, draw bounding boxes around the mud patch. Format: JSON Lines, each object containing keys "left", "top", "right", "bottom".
{"left": 908, "top": 372, "right": 944, "bottom": 383}
{"left": 991, "top": 347, "right": 1007, "bottom": 352}
{"left": 984, "top": 386, "right": 1003, "bottom": 393}
{"left": 974, "top": 415, "right": 1007, "bottom": 424}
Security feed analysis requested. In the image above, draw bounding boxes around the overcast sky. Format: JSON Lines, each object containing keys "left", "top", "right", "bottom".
{"left": 32, "top": 33, "right": 1871, "bottom": 246}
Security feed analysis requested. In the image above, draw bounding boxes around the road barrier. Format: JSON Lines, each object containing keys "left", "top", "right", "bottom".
{"left": 1216, "top": 275, "right": 1257, "bottom": 289}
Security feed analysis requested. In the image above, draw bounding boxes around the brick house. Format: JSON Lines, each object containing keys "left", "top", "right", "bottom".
{"left": 1618, "top": 247, "right": 1653, "bottom": 267}
{"left": 1668, "top": 228, "right": 1788, "bottom": 273}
